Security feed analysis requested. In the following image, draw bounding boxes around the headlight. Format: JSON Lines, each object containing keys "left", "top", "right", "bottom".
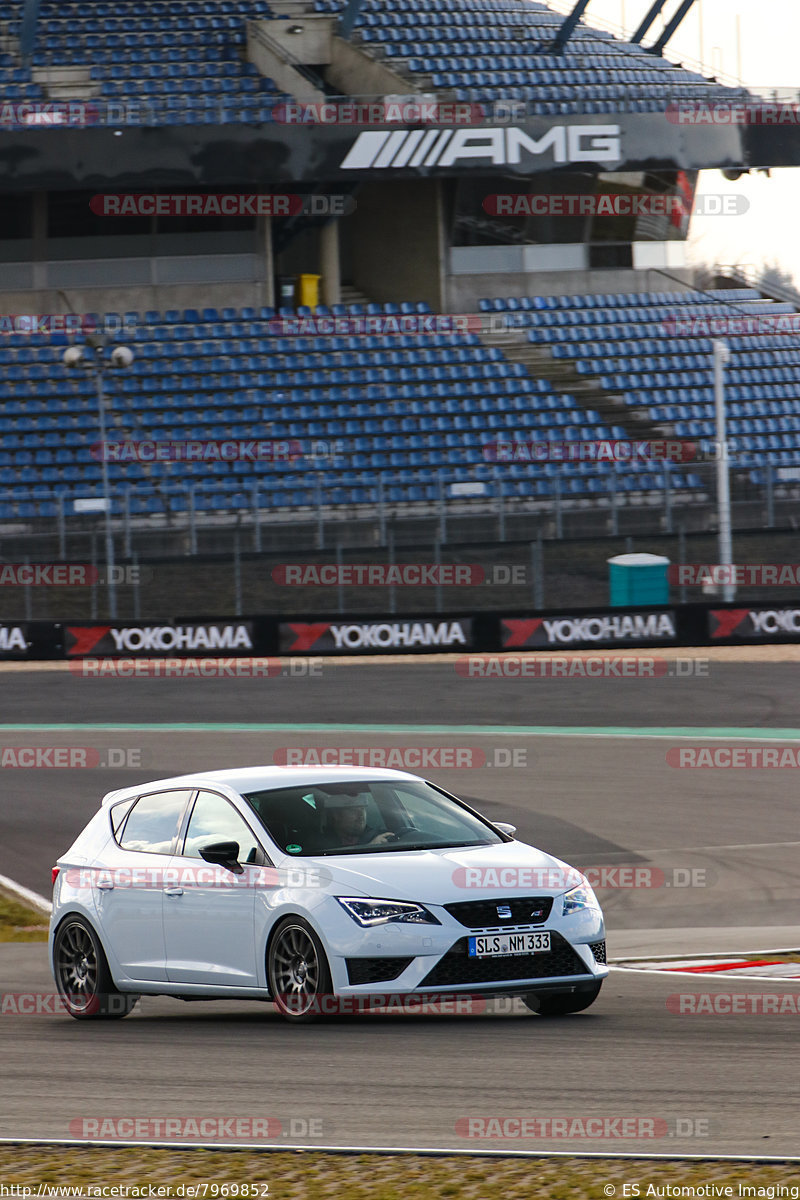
{"left": 336, "top": 897, "right": 440, "bottom": 927}
{"left": 561, "top": 882, "right": 599, "bottom": 916}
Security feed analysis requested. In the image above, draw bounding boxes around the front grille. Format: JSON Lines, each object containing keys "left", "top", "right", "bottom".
{"left": 590, "top": 940, "right": 607, "bottom": 964}
{"left": 346, "top": 957, "right": 414, "bottom": 986}
{"left": 419, "top": 931, "right": 587, "bottom": 987}
{"left": 444, "top": 896, "right": 553, "bottom": 929}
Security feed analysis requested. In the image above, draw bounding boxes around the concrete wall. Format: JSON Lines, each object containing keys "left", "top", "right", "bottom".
{"left": 0, "top": 281, "right": 274, "bottom": 317}
{"left": 256, "top": 15, "right": 336, "bottom": 65}
{"left": 445, "top": 266, "right": 698, "bottom": 310}
{"left": 351, "top": 180, "right": 445, "bottom": 309}
{"left": 327, "top": 36, "right": 416, "bottom": 97}
{"left": 246, "top": 21, "right": 325, "bottom": 103}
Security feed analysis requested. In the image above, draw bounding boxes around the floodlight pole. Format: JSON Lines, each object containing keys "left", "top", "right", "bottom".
{"left": 93, "top": 358, "right": 117, "bottom": 619}
{"left": 713, "top": 340, "right": 734, "bottom": 602}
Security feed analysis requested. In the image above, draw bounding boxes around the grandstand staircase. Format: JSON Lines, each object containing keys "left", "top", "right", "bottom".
{"left": 483, "top": 327, "right": 672, "bottom": 443}
{"left": 339, "top": 284, "right": 374, "bottom": 308}
{"left": 482, "top": 325, "right": 756, "bottom": 500}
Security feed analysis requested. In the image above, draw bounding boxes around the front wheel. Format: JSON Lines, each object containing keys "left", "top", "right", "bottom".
{"left": 267, "top": 917, "right": 332, "bottom": 1022}
{"left": 53, "top": 916, "right": 138, "bottom": 1019}
{"left": 522, "top": 982, "right": 602, "bottom": 1017}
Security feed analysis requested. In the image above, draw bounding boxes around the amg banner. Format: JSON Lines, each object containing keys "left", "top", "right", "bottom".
{"left": 0, "top": 114, "right": 752, "bottom": 191}
{"left": 64, "top": 622, "right": 256, "bottom": 657}
{"left": 501, "top": 611, "right": 678, "bottom": 649}
{"left": 280, "top": 618, "right": 473, "bottom": 654}
{"left": 708, "top": 606, "right": 800, "bottom": 641}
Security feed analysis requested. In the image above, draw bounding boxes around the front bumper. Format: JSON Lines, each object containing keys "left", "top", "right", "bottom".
{"left": 315, "top": 894, "right": 608, "bottom": 998}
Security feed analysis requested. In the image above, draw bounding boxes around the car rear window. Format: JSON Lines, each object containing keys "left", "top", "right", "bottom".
{"left": 117, "top": 789, "right": 194, "bottom": 855}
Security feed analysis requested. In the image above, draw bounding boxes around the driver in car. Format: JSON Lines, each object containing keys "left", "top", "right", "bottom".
{"left": 324, "top": 793, "right": 397, "bottom": 848}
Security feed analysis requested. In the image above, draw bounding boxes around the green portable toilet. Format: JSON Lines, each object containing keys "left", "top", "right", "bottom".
{"left": 608, "top": 553, "right": 670, "bottom": 607}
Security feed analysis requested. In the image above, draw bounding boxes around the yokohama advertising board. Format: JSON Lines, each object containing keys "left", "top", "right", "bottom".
{"left": 501, "top": 611, "right": 678, "bottom": 649}
{"left": 64, "top": 622, "right": 255, "bottom": 657}
{"left": 708, "top": 606, "right": 800, "bottom": 642}
{"left": 0, "top": 624, "right": 32, "bottom": 658}
{"left": 279, "top": 619, "right": 473, "bottom": 654}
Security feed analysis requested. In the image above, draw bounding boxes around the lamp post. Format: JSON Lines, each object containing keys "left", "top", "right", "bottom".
{"left": 713, "top": 339, "right": 734, "bottom": 602}
{"left": 63, "top": 334, "right": 135, "bottom": 619}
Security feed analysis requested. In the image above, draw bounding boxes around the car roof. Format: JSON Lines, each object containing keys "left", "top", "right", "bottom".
{"left": 100, "top": 765, "right": 422, "bottom": 807}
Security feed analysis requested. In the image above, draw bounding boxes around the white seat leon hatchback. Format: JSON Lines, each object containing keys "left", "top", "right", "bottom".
{"left": 50, "top": 765, "right": 608, "bottom": 1022}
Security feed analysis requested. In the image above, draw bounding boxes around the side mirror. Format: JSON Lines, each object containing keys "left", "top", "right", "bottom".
{"left": 495, "top": 822, "right": 517, "bottom": 838}
{"left": 199, "top": 840, "right": 244, "bottom": 874}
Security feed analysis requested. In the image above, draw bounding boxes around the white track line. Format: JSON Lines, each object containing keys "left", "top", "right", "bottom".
{"left": 0, "top": 872, "right": 52, "bottom": 915}
{"left": 0, "top": 1137, "right": 798, "bottom": 1161}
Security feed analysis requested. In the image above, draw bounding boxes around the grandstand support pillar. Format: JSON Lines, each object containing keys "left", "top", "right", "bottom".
{"left": 257, "top": 214, "right": 275, "bottom": 309}
{"left": 339, "top": 0, "right": 367, "bottom": 41}
{"left": 32, "top": 192, "right": 47, "bottom": 291}
{"left": 552, "top": 0, "right": 592, "bottom": 52}
{"left": 648, "top": 0, "right": 696, "bottom": 57}
{"left": 713, "top": 340, "right": 734, "bottom": 602}
{"left": 20, "top": 0, "right": 42, "bottom": 63}
{"left": 320, "top": 219, "right": 341, "bottom": 306}
{"left": 630, "top": 0, "right": 668, "bottom": 45}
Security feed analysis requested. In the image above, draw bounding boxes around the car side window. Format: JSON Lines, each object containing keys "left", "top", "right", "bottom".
{"left": 181, "top": 791, "right": 261, "bottom": 864}
{"left": 118, "top": 789, "right": 194, "bottom": 855}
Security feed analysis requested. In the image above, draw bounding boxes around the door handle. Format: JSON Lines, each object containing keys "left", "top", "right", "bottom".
{"left": 97, "top": 876, "right": 114, "bottom": 891}
{"left": 164, "top": 887, "right": 184, "bottom": 897}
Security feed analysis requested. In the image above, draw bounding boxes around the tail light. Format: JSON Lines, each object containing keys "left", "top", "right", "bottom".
{"left": 51, "top": 866, "right": 60, "bottom": 887}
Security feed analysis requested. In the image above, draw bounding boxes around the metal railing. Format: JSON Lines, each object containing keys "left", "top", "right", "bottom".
{"left": 714, "top": 264, "right": 800, "bottom": 310}
{"left": 541, "top": 0, "right": 745, "bottom": 89}
{"left": 0, "top": 463, "right": 791, "bottom": 553}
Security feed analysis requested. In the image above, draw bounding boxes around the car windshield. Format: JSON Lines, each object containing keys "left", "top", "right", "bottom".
{"left": 241, "top": 779, "right": 504, "bottom": 856}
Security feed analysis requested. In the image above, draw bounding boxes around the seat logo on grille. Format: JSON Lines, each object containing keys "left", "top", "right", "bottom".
{"left": 496, "top": 905, "right": 512, "bottom": 919}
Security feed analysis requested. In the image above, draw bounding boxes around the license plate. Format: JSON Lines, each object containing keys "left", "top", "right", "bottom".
{"left": 468, "top": 931, "right": 551, "bottom": 958}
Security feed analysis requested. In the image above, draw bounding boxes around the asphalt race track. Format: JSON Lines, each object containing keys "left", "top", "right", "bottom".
{"left": 2, "top": 660, "right": 800, "bottom": 1155}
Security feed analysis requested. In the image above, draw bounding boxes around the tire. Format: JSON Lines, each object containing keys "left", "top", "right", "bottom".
{"left": 522, "top": 982, "right": 602, "bottom": 1017}
{"left": 267, "top": 916, "right": 333, "bottom": 1023}
{"left": 52, "top": 916, "right": 138, "bottom": 1020}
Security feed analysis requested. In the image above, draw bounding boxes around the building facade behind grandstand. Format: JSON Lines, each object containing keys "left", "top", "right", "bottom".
{"left": 1, "top": 0, "right": 800, "bottom": 616}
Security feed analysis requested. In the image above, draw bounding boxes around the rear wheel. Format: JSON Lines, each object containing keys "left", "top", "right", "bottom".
{"left": 522, "top": 982, "right": 602, "bottom": 1017}
{"left": 53, "top": 916, "right": 137, "bottom": 1020}
{"left": 267, "top": 917, "right": 332, "bottom": 1023}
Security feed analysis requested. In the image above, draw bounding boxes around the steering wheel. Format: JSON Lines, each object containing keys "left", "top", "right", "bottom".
{"left": 390, "top": 825, "right": 419, "bottom": 841}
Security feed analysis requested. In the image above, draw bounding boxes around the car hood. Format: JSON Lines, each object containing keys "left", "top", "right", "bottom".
{"left": 298, "top": 840, "right": 582, "bottom": 905}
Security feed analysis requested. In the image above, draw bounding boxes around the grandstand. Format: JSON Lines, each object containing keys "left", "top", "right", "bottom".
{"left": 0, "top": 0, "right": 797, "bottom": 558}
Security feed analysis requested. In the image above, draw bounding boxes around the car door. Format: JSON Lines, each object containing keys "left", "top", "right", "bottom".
{"left": 95, "top": 789, "right": 194, "bottom": 983}
{"left": 163, "top": 790, "right": 262, "bottom": 988}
